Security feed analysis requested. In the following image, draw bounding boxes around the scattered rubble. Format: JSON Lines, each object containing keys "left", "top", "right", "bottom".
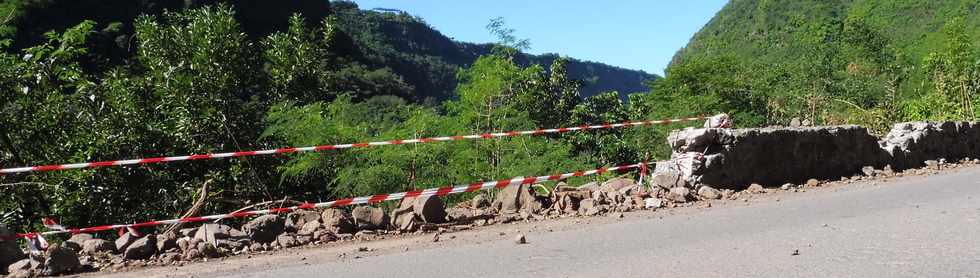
{"left": 10, "top": 119, "right": 980, "bottom": 277}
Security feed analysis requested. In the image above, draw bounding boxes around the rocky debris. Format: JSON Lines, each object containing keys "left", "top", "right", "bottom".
{"left": 790, "top": 118, "right": 802, "bottom": 127}
{"left": 45, "top": 243, "right": 81, "bottom": 275}
{"left": 675, "top": 125, "right": 888, "bottom": 189}
{"left": 881, "top": 122, "right": 980, "bottom": 170}
{"left": 862, "top": 166, "right": 876, "bottom": 177}
{"left": 471, "top": 193, "right": 490, "bottom": 209}
{"left": 115, "top": 232, "right": 140, "bottom": 252}
{"left": 194, "top": 223, "right": 237, "bottom": 242}
{"left": 1, "top": 225, "right": 26, "bottom": 273}
{"left": 285, "top": 210, "right": 322, "bottom": 231}
{"left": 156, "top": 232, "right": 178, "bottom": 253}
{"left": 277, "top": 234, "right": 299, "bottom": 248}
{"left": 67, "top": 233, "right": 94, "bottom": 246}
{"left": 576, "top": 198, "right": 596, "bottom": 216}
{"left": 321, "top": 209, "right": 355, "bottom": 234}
{"left": 6, "top": 258, "right": 41, "bottom": 278}
{"left": 651, "top": 167, "right": 686, "bottom": 189}
{"left": 514, "top": 234, "right": 526, "bottom": 244}
{"left": 805, "top": 179, "right": 820, "bottom": 187}
{"left": 243, "top": 215, "right": 285, "bottom": 243}
{"left": 312, "top": 230, "right": 338, "bottom": 243}
{"left": 352, "top": 206, "right": 389, "bottom": 230}
{"left": 159, "top": 252, "right": 181, "bottom": 265}
{"left": 298, "top": 220, "right": 321, "bottom": 236}
{"left": 667, "top": 187, "right": 691, "bottom": 203}
{"left": 697, "top": 186, "right": 722, "bottom": 200}
{"left": 492, "top": 184, "right": 547, "bottom": 214}
{"left": 747, "top": 183, "right": 766, "bottom": 194}
{"left": 179, "top": 227, "right": 198, "bottom": 238}
{"left": 644, "top": 198, "right": 664, "bottom": 209}
{"left": 196, "top": 241, "right": 221, "bottom": 258}
{"left": 124, "top": 234, "right": 158, "bottom": 260}
{"left": 781, "top": 183, "right": 794, "bottom": 190}
{"left": 924, "top": 160, "right": 940, "bottom": 170}
{"left": 82, "top": 239, "right": 116, "bottom": 255}
{"left": 393, "top": 195, "right": 448, "bottom": 231}
{"left": 414, "top": 195, "right": 447, "bottom": 224}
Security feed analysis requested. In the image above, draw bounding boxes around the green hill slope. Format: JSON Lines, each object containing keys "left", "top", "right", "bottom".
{"left": 642, "top": 0, "right": 980, "bottom": 131}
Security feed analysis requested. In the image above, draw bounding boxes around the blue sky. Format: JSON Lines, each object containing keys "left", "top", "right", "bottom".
{"left": 349, "top": 1, "right": 729, "bottom": 76}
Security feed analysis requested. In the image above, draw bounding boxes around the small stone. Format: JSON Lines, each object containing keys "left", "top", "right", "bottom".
{"left": 277, "top": 234, "right": 299, "bottom": 248}
{"left": 123, "top": 234, "right": 158, "bottom": 260}
{"left": 861, "top": 166, "right": 875, "bottom": 177}
{"left": 806, "top": 179, "right": 820, "bottom": 187}
{"left": 925, "top": 160, "right": 940, "bottom": 170}
{"left": 243, "top": 215, "right": 285, "bottom": 243}
{"left": 156, "top": 232, "right": 179, "bottom": 253}
{"left": 514, "top": 234, "right": 526, "bottom": 244}
{"left": 667, "top": 187, "right": 691, "bottom": 203}
{"left": 114, "top": 232, "right": 140, "bottom": 252}
{"left": 82, "top": 238, "right": 116, "bottom": 255}
{"left": 697, "top": 186, "right": 722, "bottom": 200}
{"left": 67, "top": 233, "right": 94, "bottom": 246}
{"left": 644, "top": 198, "right": 664, "bottom": 209}
{"left": 298, "top": 220, "right": 322, "bottom": 236}
{"left": 791, "top": 249, "right": 800, "bottom": 256}
{"left": 471, "top": 193, "right": 491, "bottom": 209}
{"left": 780, "top": 183, "right": 793, "bottom": 190}
{"left": 352, "top": 206, "right": 389, "bottom": 230}
{"left": 160, "top": 252, "right": 181, "bottom": 265}
{"left": 747, "top": 183, "right": 765, "bottom": 193}
{"left": 197, "top": 242, "right": 221, "bottom": 258}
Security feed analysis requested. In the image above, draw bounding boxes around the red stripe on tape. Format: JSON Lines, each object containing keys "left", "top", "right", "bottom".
{"left": 313, "top": 146, "right": 335, "bottom": 151}
{"left": 188, "top": 154, "right": 211, "bottom": 160}
{"left": 465, "top": 183, "right": 483, "bottom": 192}
{"left": 269, "top": 207, "right": 292, "bottom": 214}
{"left": 435, "top": 186, "right": 453, "bottom": 196}
{"left": 276, "top": 148, "right": 298, "bottom": 153}
{"left": 480, "top": 134, "right": 493, "bottom": 139}
{"left": 390, "top": 140, "right": 404, "bottom": 145}
{"left": 139, "top": 157, "right": 166, "bottom": 164}
{"left": 88, "top": 161, "right": 116, "bottom": 168}
{"left": 494, "top": 179, "right": 512, "bottom": 189}
{"left": 404, "top": 190, "right": 423, "bottom": 198}
{"left": 180, "top": 217, "right": 207, "bottom": 223}
{"left": 33, "top": 165, "right": 64, "bottom": 171}
{"left": 368, "top": 194, "right": 389, "bottom": 204}
{"left": 230, "top": 211, "right": 256, "bottom": 218}
{"left": 520, "top": 177, "right": 537, "bottom": 184}
{"left": 332, "top": 198, "right": 353, "bottom": 207}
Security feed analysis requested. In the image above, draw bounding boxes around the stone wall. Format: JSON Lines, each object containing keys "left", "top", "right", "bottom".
{"left": 658, "top": 121, "right": 980, "bottom": 190}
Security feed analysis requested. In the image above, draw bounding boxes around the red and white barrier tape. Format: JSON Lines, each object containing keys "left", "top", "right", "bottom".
{"left": 0, "top": 116, "right": 708, "bottom": 175}
{"left": 4, "top": 163, "right": 647, "bottom": 240}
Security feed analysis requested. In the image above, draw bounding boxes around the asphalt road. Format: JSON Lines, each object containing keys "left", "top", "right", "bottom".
{"left": 110, "top": 166, "right": 980, "bottom": 278}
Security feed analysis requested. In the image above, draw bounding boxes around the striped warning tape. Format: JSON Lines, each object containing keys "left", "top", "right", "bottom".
{"left": 0, "top": 115, "right": 708, "bottom": 175}
{"left": 4, "top": 163, "right": 647, "bottom": 240}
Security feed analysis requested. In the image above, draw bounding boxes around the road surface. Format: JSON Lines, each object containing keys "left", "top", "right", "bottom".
{"left": 104, "top": 166, "right": 980, "bottom": 278}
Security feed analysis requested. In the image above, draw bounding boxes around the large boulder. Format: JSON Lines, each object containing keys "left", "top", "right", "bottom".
{"left": 194, "top": 223, "right": 235, "bottom": 242}
{"left": 672, "top": 126, "right": 891, "bottom": 189}
{"left": 881, "top": 122, "right": 980, "bottom": 170}
{"left": 82, "top": 239, "right": 116, "bottom": 255}
{"left": 284, "top": 210, "right": 321, "bottom": 231}
{"left": 0, "top": 224, "right": 26, "bottom": 272}
{"left": 491, "top": 184, "right": 546, "bottom": 214}
{"left": 156, "top": 232, "right": 179, "bottom": 253}
{"left": 66, "top": 233, "right": 94, "bottom": 246}
{"left": 123, "top": 234, "right": 158, "bottom": 260}
{"left": 391, "top": 195, "right": 447, "bottom": 231}
{"left": 320, "top": 209, "right": 355, "bottom": 234}
{"left": 45, "top": 243, "right": 80, "bottom": 275}
{"left": 6, "top": 258, "right": 40, "bottom": 277}
{"left": 243, "top": 215, "right": 285, "bottom": 243}
{"left": 114, "top": 232, "right": 140, "bottom": 252}
{"left": 351, "top": 206, "right": 389, "bottom": 230}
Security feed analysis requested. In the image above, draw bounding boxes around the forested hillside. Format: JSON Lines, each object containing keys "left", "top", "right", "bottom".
{"left": 643, "top": 0, "right": 980, "bottom": 131}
